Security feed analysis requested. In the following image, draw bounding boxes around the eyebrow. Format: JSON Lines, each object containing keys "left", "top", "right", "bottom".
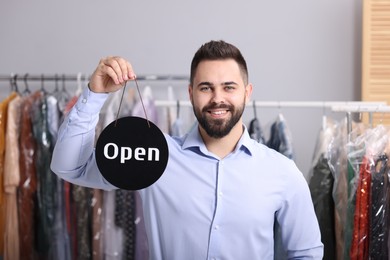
{"left": 222, "top": 81, "right": 238, "bottom": 86}
{"left": 196, "top": 81, "right": 238, "bottom": 88}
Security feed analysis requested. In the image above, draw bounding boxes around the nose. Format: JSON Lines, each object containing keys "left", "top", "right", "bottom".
{"left": 210, "top": 88, "right": 225, "bottom": 104}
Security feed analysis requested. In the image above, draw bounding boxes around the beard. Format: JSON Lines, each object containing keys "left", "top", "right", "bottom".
{"left": 193, "top": 102, "right": 245, "bottom": 139}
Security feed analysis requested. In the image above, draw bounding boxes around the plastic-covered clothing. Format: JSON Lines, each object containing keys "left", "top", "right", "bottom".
{"left": 47, "top": 94, "right": 72, "bottom": 260}
{"left": 369, "top": 154, "right": 389, "bottom": 259}
{"left": 248, "top": 118, "right": 266, "bottom": 144}
{"left": 31, "top": 91, "right": 57, "bottom": 258}
{"left": 328, "top": 119, "right": 361, "bottom": 260}
{"left": 266, "top": 114, "right": 294, "bottom": 259}
{"left": 350, "top": 155, "right": 371, "bottom": 259}
{"left": 4, "top": 95, "right": 22, "bottom": 260}
{"left": 309, "top": 118, "right": 337, "bottom": 260}
{"left": 348, "top": 125, "right": 389, "bottom": 260}
{"left": 18, "top": 94, "right": 39, "bottom": 260}
{"left": 72, "top": 185, "right": 92, "bottom": 259}
{"left": 0, "top": 91, "right": 18, "bottom": 258}
{"left": 266, "top": 114, "right": 294, "bottom": 160}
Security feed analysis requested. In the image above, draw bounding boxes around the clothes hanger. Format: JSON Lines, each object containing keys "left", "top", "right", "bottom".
{"left": 23, "top": 73, "right": 31, "bottom": 95}
{"left": 40, "top": 74, "right": 47, "bottom": 94}
{"left": 11, "top": 74, "right": 19, "bottom": 93}
{"left": 54, "top": 74, "right": 59, "bottom": 93}
{"left": 61, "top": 74, "right": 70, "bottom": 96}
{"left": 53, "top": 73, "right": 68, "bottom": 98}
{"left": 248, "top": 100, "right": 266, "bottom": 144}
{"left": 252, "top": 100, "right": 257, "bottom": 119}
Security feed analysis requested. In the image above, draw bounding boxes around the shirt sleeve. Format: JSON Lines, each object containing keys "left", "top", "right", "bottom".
{"left": 277, "top": 161, "right": 324, "bottom": 259}
{"left": 50, "top": 87, "right": 117, "bottom": 190}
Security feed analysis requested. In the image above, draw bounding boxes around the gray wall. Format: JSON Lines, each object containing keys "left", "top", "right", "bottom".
{"left": 0, "top": 0, "right": 362, "bottom": 177}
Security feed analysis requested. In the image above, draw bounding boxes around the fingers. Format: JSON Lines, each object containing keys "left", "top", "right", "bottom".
{"left": 100, "top": 56, "right": 136, "bottom": 85}
{"left": 90, "top": 56, "right": 137, "bottom": 93}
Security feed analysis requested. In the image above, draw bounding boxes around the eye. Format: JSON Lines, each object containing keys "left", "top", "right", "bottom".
{"left": 225, "top": 86, "right": 235, "bottom": 91}
{"left": 200, "top": 86, "right": 211, "bottom": 92}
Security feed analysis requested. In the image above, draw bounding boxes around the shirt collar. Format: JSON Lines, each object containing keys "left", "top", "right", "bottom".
{"left": 182, "top": 123, "right": 254, "bottom": 157}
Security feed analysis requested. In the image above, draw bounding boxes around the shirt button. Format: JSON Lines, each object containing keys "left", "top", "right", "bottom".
{"left": 214, "top": 225, "right": 219, "bottom": 230}
{"left": 218, "top": 192, "right": 223, "bottom": 197}
{"left": 82, "top": 98, "right": 87, "bottom": 103}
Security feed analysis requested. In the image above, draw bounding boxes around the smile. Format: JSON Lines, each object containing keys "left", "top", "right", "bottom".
{"left": 210, "top": 110, "right": 227, "bottom": 115}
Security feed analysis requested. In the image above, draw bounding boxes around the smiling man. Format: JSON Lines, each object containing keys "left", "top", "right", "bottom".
{"left": 51, "top": 40, "right": 324, "bottom": 259}
{"left": 190, "top": 58, "right": 251, "bottom": 158}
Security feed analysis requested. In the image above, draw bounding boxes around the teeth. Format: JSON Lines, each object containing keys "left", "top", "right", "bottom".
{"left": 212, "top": 111, "right": 226, "bottom": 115}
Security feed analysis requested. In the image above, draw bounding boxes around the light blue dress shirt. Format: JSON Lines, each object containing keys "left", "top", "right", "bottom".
{"left": 51, "top": 87, "right": 324, "bottom": 260}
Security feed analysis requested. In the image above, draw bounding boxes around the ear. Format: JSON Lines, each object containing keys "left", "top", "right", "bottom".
{"left": 188, "top": 84, "right": 194, "bottom": 105}
{"left": 244, "top": 83, "right": 253, "bottom": 104}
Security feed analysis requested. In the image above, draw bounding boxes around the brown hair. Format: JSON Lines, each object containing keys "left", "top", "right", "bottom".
{"left": 190, "top": 40, "right": 248, "bottom": 86}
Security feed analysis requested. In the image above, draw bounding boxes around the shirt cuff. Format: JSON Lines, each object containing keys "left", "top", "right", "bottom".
{"left": 75, "top": 86, "right": 109, "bottom": 114}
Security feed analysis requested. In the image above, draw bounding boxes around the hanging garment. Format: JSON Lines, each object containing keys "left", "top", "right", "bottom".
{"left": 369, "top": 154, "right": 389, "bottom": 259}
{"left": 166, "top": 86, "right": 176, "bottom": 135}
{"left": 99, "top": 89, "right": 130, "bottom": 259}
{"left": 72, "top": 185, "right": 92, "bottom": 259}
{"left": 52, "top": 82, "right": 71, "bottom": 120}
{"left": 47, "top": 94, "right": 71, "bottom": 260}
{"left": 132, "top": 86, "right": 159, "bottom": 126}
{"left": 92, "top": 188, "right": 103, "bottom": 260}
{"left": 47, "top": 95, "right": 60, "bottom": 141}
{"left": 18, "top": 93, "right": 39, "bottom": 260}
{"left": 115, "top": 190, "right": 136, "bottom": 260}
{"left": 343, "top": 124, "right": 367, "bottom": 260}
{"left": 96, "top": 87, "right": 150, "bottom": 260}
{"left": 248, "top": 101, "right": 265, "bottom": 144}
{"left": 350, "top": 125, "right": 389, "bottom": 260}
{"left": 266, "top": 114, "right": 294, "bottom": 160}
{"left": 308, "top": 118, "right": 336, "bottom": 260}
{"left": 59, "top": 91, "right": 92, "bottom": 259}
{"left": 62, "top": 96, "right": 79, "bottom": 260}
{"left": 327, "top": 119, "right": 363, "bottom": 260}
{"left": 31, "top": 91, "right": 57, "bottom": 258}
{"left": 103, "top": 190, "right": 124, "bottom": 259}
{"left": 265, "top": 114, "right": 295, "bottom": 259}
{"left": 248, "top": 118, "right": 266, "bottom": 144}
{"left": 350, "top": 156, "right": 371, "bottom": 260}
{"left": 3, "top": 95, "right": 22, "bottom": 260}
{"left": 0, "top": 91, "right": 18, "bottom": 259}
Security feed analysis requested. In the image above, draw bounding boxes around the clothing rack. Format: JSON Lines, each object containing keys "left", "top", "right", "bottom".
{"left": 0, "top": 73, "right": 389, "bottom": 109}
{"left": 331, "top": 105, "right": 390, "bottom": 113}
{"left": 0, "top": 73, "right": 190, "bottom": 82}
{"left": 331, "top": 105, "right": 390, "bottom": 135}
{"left": 2, "top": 73, "right": 388, "bottom": 112}
{"left": 155, "top": 100, "right": 388, "bottom": 109}
{"left": 0, "top": 73, "right": 190, "bottom": 96}
{"left": 2, "top": 73, "right": 389, "bottom": 115}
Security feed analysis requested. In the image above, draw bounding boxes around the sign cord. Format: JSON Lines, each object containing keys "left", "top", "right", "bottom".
{"left": 115, "top": 79, "right": 151, "bottom": 128}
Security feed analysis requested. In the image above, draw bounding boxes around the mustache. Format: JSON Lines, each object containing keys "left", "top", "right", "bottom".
{"left": 202, "top": 103, "right": 233, "bottom": 112}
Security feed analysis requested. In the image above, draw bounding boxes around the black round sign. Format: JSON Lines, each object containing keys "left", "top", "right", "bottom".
{"left": 95, "top": 116, "right": 169, "bottom": 190}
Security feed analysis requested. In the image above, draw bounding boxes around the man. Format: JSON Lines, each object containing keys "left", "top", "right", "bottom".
{"left": 51, "top": 40, "right": 323, "bottom": 259}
